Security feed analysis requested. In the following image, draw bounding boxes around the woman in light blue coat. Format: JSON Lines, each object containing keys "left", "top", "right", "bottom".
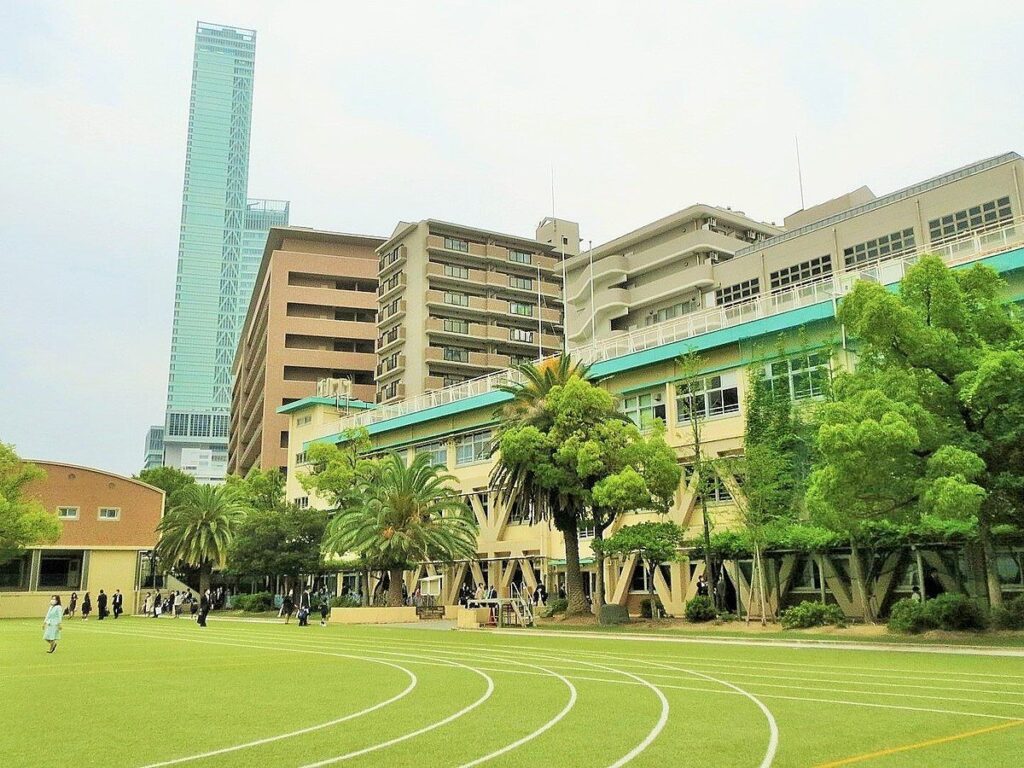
{"left": 43, "top": 595, "right": 63, "bottom": 653}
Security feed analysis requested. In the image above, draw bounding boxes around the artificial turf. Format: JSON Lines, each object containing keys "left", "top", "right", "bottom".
{"left": 3, "top": 615, "right": 1023, "bottom": 767}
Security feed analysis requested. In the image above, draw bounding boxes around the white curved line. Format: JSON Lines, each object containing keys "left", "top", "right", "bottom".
{"left": 82, "top": 627, "right": 420, "bottom": 768}
{"left": 297, "top": 661, "right": 495, "bottom": 768}
{"left": 456, "top": 663, "right": 577, "bottom": 768}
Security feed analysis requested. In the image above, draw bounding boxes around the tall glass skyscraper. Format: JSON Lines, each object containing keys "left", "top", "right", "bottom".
{"left": 160, "top": 22, "right": 288, "bottom": 482}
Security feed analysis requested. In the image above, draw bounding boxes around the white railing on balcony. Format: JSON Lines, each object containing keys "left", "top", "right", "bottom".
{"left": 323, "top": 217, "right": 1024, "bottom": 436}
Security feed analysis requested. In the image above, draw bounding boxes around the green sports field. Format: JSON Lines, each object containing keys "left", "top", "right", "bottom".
{"left": 3, "top": 617, "right": 1023, "bottom": 767}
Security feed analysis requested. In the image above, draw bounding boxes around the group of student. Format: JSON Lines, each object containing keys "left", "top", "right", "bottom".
{"left": 457, "top": 580, "right": 551, "bottom": 607}
{"left": 279, "top": 588, "right": 330, "bottom": 627}
{"left": 62, "top": 590, "right": 125, "bottom": 621}
{"left": 142, "top": 589, "right": 215, "bottom": 627}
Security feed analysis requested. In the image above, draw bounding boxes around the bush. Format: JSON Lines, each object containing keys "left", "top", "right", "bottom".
{"left": 887, "top": 598, "right": 933, "bottom": 633}
{"left": 330, "top": 594, "right": 361, "bottom": 609}
{"left": 542, "top": 598, "right": 568, "bottom": 618}
{"left": 640, "top": 597, "right": 665, "bottom": 619}
{"left": 780, "top": 600, "right": 847, "bottom": 630}
{"left": 991, "top": 596, "right": 1024, "bottom": 630}
{"left": 599, "top": 604, "right": 630, "bottom": 625}
{"left": 923, "top": 593, "right": 988, "bottom": 631}
{"left": 684, "top": 595, "right": 717, "bottom": 623}
{"left": 232, "top": 591, "right": 274, "bottom": 612}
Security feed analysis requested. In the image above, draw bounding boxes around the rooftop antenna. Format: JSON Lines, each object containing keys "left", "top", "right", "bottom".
{"left": 795, "top": 135, "right": 806, "bottom": 210}
{"left": 551, "top": 165, "right": 570, "bottom": 356}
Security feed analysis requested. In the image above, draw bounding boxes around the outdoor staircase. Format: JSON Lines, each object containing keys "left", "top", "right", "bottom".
{"left": 509, "top": 585, "right": 535, "bottom": 627}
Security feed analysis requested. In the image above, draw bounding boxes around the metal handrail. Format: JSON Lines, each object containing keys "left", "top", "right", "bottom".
{"left": 325, "top": 217, "right": 1024, "bottom": 436}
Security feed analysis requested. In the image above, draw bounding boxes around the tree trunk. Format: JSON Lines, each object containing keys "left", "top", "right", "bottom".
{"left": 360, "top": 569, "right": 369, "bottom": 607}
{"left": 593, "top": 523, "right": 606, "bottom": 611}
{"left": 850, "top": 541, "right": 874, "bottom": 623}
{"left": 755, "top": 544, "right": 769, "bottom": 627}
{"left": 699, "top": 496, "right": 719, "bottom": 611}
{"left": 561, "top": 520, "right": 589, "bottom": 615}
{"left": 199, "top": 563, "right": 211, "bottom": 597}
{"left": 387, "top": 568, "right": 404, "bottom": 607}
{"left": 647, "top": 563, "right": 658, "bottom": 622}
{"left": 978, "top": 515, "right": 1003, "bottom": 608}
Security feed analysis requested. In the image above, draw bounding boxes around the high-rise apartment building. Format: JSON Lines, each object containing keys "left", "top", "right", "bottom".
{"left": 375, "top": 218, "right": 577, "bottom": 404}
{"left": 565, "top": 205, "right": 780, "bottom": 345}
{"left": 228, "top": 227, "right": 384, "bottom": 477}
{"left": 157, "top": 22, "right": 288, "bottom": 482}
{"left": 142, "top": 426, "right": 163, "bottom": 471}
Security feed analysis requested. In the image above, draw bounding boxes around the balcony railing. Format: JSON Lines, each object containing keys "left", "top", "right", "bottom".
{"left": 325, "top": 217, "right": 1024, "bottom": 437}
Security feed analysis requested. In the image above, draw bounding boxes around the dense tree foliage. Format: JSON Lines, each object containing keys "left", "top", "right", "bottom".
{"left": 136, "top": 466, "right": 196, "bottom": 510}
{"left": 0, "top": 443, "right": 60, "bottom": 565}
{"left": 593, "top": 521, "right": 685, "bottom": 621}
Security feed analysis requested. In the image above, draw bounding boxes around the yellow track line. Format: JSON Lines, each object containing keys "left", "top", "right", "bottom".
{"left": 813, "top": 719, "right": 1024, "bottom": 767}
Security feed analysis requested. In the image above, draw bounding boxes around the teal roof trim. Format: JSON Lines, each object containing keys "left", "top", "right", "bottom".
{"left": 277, "top": 397, "right": 374, "bottom": 415}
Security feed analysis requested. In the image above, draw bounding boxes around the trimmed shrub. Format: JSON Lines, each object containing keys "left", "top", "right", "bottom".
{"left": 542, "top": 598, "right": 568, "bottom": 618}
{"left": 233, "top": 591, "right": 274, "bottom": 612}
{"left": 923, "top": 593, "right": 988, "bottom": 631}
{"left": 640, "top": 597, "right": 665, "bottom": 619}
{"left": 330, "top": 594, "right": 361, "bottom": 609}
{"left": 991, "top": 596, "right": 1024, "bottom": 631}
{"left": 780, "top": 600, "right": 847, "bottom": 630}
{"left": 599, "top": 604, "right": 630, "bottom": 625}
{"left": 887, "top": 598, "right": 932, "bottom": 633}
{"left": 684, "top": 595, "right": 717, "bottom": 623}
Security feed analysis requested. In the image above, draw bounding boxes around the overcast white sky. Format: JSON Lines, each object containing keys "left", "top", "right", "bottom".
{"left": 1, "top": 1, "right": 1021, "bottom": 476}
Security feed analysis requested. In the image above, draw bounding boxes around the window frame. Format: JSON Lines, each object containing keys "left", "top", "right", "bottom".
{"left": 455, "top": 430, "right": 492, "bottom": 466}
{"left": 98, "top": 507, "right": 121, "bottom": 521}
{"left": 675, "top": 373, "right": 740, "bottom": 424}
{"left": 57, "top": 506, "right": 80, "bottom": 520}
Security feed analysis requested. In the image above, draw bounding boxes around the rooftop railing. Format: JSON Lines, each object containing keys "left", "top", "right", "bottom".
{"left": 324, "top": 217, "right": 1024, "bottom": 436}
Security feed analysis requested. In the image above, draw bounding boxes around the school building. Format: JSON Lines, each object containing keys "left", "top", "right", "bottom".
{"left": 281, "top": 153, "right": 1024, "bottom": 619}
{"left": 0, "top": 462, "right": 164, "bottom": 619}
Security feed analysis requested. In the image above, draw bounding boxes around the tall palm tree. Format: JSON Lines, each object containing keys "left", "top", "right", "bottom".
{"left": 157, "top": 484, "right": 246, "bottom": 595}
{"left": 324, "top": 453, "right": 478, "bottom": 607}
{"left": 491, "top": 355, "right": 593, "bottom": 615}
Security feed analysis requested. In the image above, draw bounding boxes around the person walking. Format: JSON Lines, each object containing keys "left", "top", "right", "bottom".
{"left": 281, "top": 593, "right": 295, "bottom": 624}
{"left": 319, "top": 600, "right": 329, "bottom": 627}
{"left": 43, "top": 595, "right": 63, "bottom": 653}
{"left": 197, "top": 591, "right": 210, "bottom": 627}
{"left": 143, "top": 591, "right": 152, "bottom": 616}
{"left": 67, "top": 591, "right": 78, "bottom": 618}
{"left": 174, "top": 590, "right": 184, "bottom": 618}
{"left": 97, "top": 590, "right": 108, "bottom": 620}
{"left": 81, "top": 592, "right": 92, "bottom": 620}
{"left": 152, "top": 591, "right": 161, "bottom": 618}
{"left": 112, "top": 589, "right": 123, "bottom": 619}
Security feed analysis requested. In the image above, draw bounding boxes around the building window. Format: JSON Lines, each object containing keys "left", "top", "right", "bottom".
{"left": 769, "top": 255, "right": 833, "bottom": 293}
{"left": 38, "top": 551, "right": 84, "bottom": 589}
{"left": 929, "top": 196, "right": 1013, "bottom": 244}
{"left": 996, "top": 552, "right": 1024, "bottom": 588}
{"left": 98, "top": 507, "right": 120, "bottom": 521}
{"left": 456, "top": 430, "right": 491, "bottom": 465}
{"left": 444, "top": 292, "right": 469, "bottom": 307}
{"left": 767, "top": 352, "right": 830, "bottom": 400}
{"left": 415, "top": 441, "right": 448, "bottom": 468}
{"left": 212, "top": 415, "right": 229, "bottom": 438}
{"left": 843, "top": 229, "right": 915, "bottom": 269}
{"left": 510, "top": 302, "right": 534, "bottom": 317}
{"left": 444, "top": 318, "right": 469, "bottom": 334}
{"left": 294, "top": 497, "right": 309, "bottom": 509}
{"left": 442, "top": 375, "right": 465, "bottom": 387}
{"left": 510, "top": 328, "right": 534, "bottom": 343}
{"left": 57, "top": 506, "right": 79, "bottom": 520}
{"left": 295, "top": 451, "right": 308, "bottom": 465}
{"left": 716, "top": 278, "right": 760, "bottom": 307}
{"left": 379, "top": 272, "right": 402, "bottom": 294}
{"left": 621, "top": 391, "right": 667, "bottom": 429}
{"left": 444, "top": 236, "right": 470, "bottom": 253}
{"left": 696, "top": 475, "right": 733, "bottom": 504}
{"left": 509, "top": 249, "right": 533, "bottom": 265}
{"left": 444, "top": 263, "right": 470, "bottom": 279}
{"left": 0, "top": 554, "right": 29, "bottom": 590}
{"left": 578, "top": 524, "right": 595, "bottom": 539}
{"left": 443, "top": 347, "right": 469, "bottom": 363}
{"left": 383, "top": 352, "right": 399, "bottom": 372}
{"left": 510, "top": 355, "right": 534, "bottom": 367}
{"left": 791, "top": 557, "right": 823, "bottom": 591}
{"left": 630, "top": 564, "right": 671, "bottom": 593}
{"left": 168, "top": 413, "right": 188, "bottom": 437}
{"left": 380, "top": 381, "right": 399, "bottom": 401}
{"left": 509, "top": 275, "right": 533, "bottom": 290}
{"left": 189, "top": 414, "right": 211, "bottom": 437}
{"left": 296, "top": 415, "right": 312, "bottom": 427}
{"left": 379, "top": 246, "right": 402, "bottom": 271}
{"left": 644, "top": 296, "right": 701, "bottom": 327}
{"left": 675, "top": 373, "right": 740, "bottom": 423}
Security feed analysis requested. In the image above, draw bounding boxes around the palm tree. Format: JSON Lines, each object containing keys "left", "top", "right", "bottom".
{"left": 323, "top": 453, "right": 478, "bottom": 607}
{"left": 156, "top": 484, "right": 246, "bottom": 595}
{"left": 491, "top": 355, "right": 594, "bottom": 615}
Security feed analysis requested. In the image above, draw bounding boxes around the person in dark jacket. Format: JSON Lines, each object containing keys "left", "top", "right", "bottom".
{"left": 97, "top": 590, "right": 108, "bottom": 620}
{"left": 81, "top": 592, "right": 92, "bottom": 620}
{"left": 281, "top": 594, "right": 295, "bottom": 624}
{"left": 67, "top": 591, "right": 78, "bottom": 617}
{"left": 319, "top": 601, "right": 329, "bottom": 627}
{"left": 197, "top": 592, "right": 210, "bottom": 627}
{"left": 112, "top": 589, "right": 123, "bottom": 618}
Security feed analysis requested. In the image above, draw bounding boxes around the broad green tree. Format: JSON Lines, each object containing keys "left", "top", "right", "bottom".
{"left": 157, "top": 484, "right": 247, "bottom": 595}
{"left": 807, "top": 256, "right": 1024, "bottom": 607}
{"left": 492, "top": 356, "right": 598, "bottom": 615}
{"left": 323, "top": 453, "right": 478, "bottom": 607}
{"left": 592, "top": 521, "right": 685, "bottom": 621}
{"left": 136, "top": 466, "right": 196, "bottom": 511}
{"left": 0, "top": 443, "right": 61, "bottom": 565}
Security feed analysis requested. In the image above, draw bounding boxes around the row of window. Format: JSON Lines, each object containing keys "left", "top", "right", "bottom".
{"left": 410, "top": 431, "right": 492, "bottom": 468}
{"left": 843, "top": 228, "right": 915, "bottom": 269}
{"left": 716, "top": 278, "right": 760, "bottom": 307}
{"left": 379, "top": 272, "right": 402, "bottom": 295}
{"left": 379, "top": 246, "right": 402, "bottom": 272}
{"left": 622, "top": 353, "right": 830, "bottom": 429}
{"left": 56, "top": 506, "right": 120, "bottom": 521}
{"left": 928, "top": 196, "right": 1013, "bottom": 244}
{"left": 769, "top": 255, "right": 833, "bottom": 293}
{"left": 167, "top": 413, "right": 229, "bottom": 438}
{"left": 643, "top": 296, "right": 701, "bottom": 327}
{"left": 438, "top": 235, "right": 538, "bottom": 266}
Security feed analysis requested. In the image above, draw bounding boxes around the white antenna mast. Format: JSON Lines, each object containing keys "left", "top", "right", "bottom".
{"left": 795, "top": 135, "right": 806, "bottom": 210}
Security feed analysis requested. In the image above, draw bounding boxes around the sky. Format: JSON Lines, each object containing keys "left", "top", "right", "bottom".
{"left": 1, "top": 1, "right": 1021, "bottom": 477}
